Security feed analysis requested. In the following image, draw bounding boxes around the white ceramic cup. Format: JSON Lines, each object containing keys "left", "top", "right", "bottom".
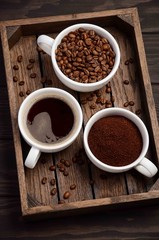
{"left": 84, "top": 108, "right": 158, "bottom": 178}
{"left": 37, "top": 23, "right": 120, "bottom": 92}
{"left": 18, "top": 88, "right": 83, "bottom": 169}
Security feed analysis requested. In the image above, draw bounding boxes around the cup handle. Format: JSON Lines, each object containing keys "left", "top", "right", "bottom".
{"left": 37, "top": 35, "right": 55, "bottom": 56}
{"left": 135, "top": 157, "right": 158, "bottom": 178}
{"left": 25, "top": 147, "right": 41, "bottom": 169}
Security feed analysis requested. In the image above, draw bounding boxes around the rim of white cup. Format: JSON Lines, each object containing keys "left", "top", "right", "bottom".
{"left": 52, "top": 23, "right": 120, "bottom": 90}
{"left": 83, "top": 108, "right": 149, "bottom": 172}
{"left": 18, "top": 88, "right": 83, "bottom": 152}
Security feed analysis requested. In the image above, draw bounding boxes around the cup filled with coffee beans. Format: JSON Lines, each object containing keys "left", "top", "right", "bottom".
{"left": 37, "top": 23, "right": 120, "bottom": 92}
{"left": 18, "top": 88, "right": 83, "bottom": 168}
{"left": 83, "top": 108, "right": 158, "bottom": 177}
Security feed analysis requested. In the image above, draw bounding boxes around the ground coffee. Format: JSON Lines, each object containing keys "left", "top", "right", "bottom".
{"left": 88, "top": 115, "right": 143, "bottom": 167}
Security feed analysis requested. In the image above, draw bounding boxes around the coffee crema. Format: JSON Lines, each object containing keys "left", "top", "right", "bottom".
{"left": 88, "top": 116, "right": 143, "bottom": 167}
{"left": 27, "top": 98, "right": 74, "bottom": 143}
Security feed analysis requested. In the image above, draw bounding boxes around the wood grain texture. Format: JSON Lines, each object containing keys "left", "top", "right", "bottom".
{"left": 0, "top": 0, "right": 159, "bottom": 239}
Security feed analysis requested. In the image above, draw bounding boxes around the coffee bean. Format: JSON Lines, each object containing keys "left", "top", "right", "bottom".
{"left": 125, "top": 60, "right": 129, "bottom": 65}
{"left": 135, "top": 109, "right": 141, "bottom": 115}
{"left": 29, "top": 58, "right": 35, "bottom": 63}
{"left": 30, "top": 73, "right": 36, "bottom": 78}
{"left": 19, "top": 81, "right": 25, "bottom": 86}
{"left": 123, "top": 80, "right": 129, "bottom": 85}
{"left": 19, "top": 91, "right": 24, "bottom": 97}
{"left": 129, "top": 101, "right": 135, "bottom": 106}
{"left": 64, "top": 160, "right": 71, "bottom": 167}
{"left": 90, "top": 103, "right": 96, "bottom": 109}
{"left": 63, "top": 191, "right": 70, "bottom": 199}
{"left": 70, "top": 184, "right": 76, "bottom": 190}
{"left": 41, "top": 177, "right": 47, "bottom": 184}
{"left": 59, "top": 166, "right": 65, "bottom": 172}
{"left": 13, "top": 65, "right": 19, "bottom": 70}
{"left": 81, "top": 99, "right": 87, "bottom": 105}
{"left": 50, "top": 178, "right": 56, "bottom": 186}
{"left": 13, "top": 76, "right": 18, "bottom": 82}
{"left": 129, "top": 58, "right": 134, "bottom": 63}
{"left": 63, "top": 170, "right": 69, "bottom": 176}
{"left": 27, "top": 63, "right": 33, "bottom": 70}
{"left": 124, "top": 101, "right": 129, "bottom": 107}
{"left": 17, "top": 55, "right": 23, "bottom": 62}
{"left": 50, "top": 188, "right": 57, "bottom": 196}
{"left": 49, "top": 165, "right": 56, "bottom": 171}
{"left": 26, "top": 90, "right": 31, "bottom": 95}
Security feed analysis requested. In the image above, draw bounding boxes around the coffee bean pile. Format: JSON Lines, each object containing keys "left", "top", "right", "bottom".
{"left": 55, "top": 28, "right": 115, "bottom": 83}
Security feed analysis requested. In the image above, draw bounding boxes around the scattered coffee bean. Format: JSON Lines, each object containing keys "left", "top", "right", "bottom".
{"left": 135, "top": 109, "right": 141, "bottom": 115}
{"left": 81, "top": 99, "right": 87, "bottom": 105}
{"left": 63, "top": 191, "right": 70, "bottom": 199}
{"left": 63, "top": 170, "right": 69, "bottom": 176}
{"left": 13, "top": 64, "right": 19, "bottom": 70}
{"left": 50, "top": 178, "right": 56, "bottom": 186}
{"left": 13, "top": 76, "right": 18, "bottom": 82}
{"left": 129, "top": 101, "right": 135, "bottom": 106}
{"left": 26, "top": 90, "right": 31, "bottom": 95}
{"left": 90, "top": 103, "right": 96, "bottom": 109}
{"left": 129, "top": 58, "right": 134, "bottom": 63}
{"left": 29, "top": 58, "right": 35, "bottom": 63}
{"left": 124, "top": 60, "right": 129, "bottom": 65}
{"left": 70, "top": 184, "right": 76, "bottom": 190}
{"left": 87, "top": 95, "right": 93, "bottom": 101}
{"left": 124, "top": 101, "right": 129, "bottom": 107}
{"left": 30, "top": 73, "right": 37, "bottom": 78}
{"left": 49, "top": 165, "right": 56, "bottom": 171}
{"left": 17, "top": 55, "right": 23, "bottom": 62}
{"left": 19, "top": 81, "right": 25, "bottom": 86}
{"left": 50, "top": 188, "right": 57, "bottom": 196}
{"left": 106, "top": 87, "right": 111, "bottom": 93}
{"left": 95, "top": 90, "right": 101, "bottom": 97}
{"left": 41, "top": 177, "right": 47, "bottom": 184}
{"left": 19, "top": 91, "right": 24, "bottom": 97}
{"left": 59, "top": 166, "right": 65, "bottom": 172}
{"left": 60, "top": 159, "right": 65, "bottom": 164}
{"left": 123, "top": 80, "right": 129, "bottom": 85}
{"left": 57, "top": 162, "right": 64, "bottom": 168}
{"left": 27, "top": 63, "right": 33, "bottom": 70}
{"left": 64, "top": 160, "right": 71, "bottom": 167}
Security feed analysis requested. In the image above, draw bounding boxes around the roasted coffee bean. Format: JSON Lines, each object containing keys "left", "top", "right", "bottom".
{"left": 29, "top": 58, "right": 35, "bottom": 63}
{"left": 124, "top": 101, "right": 129, "bottom": 107}
{"left": 135, "top": 109, "right": 141, "bottom": 115}
{"left": 81, "top": 99, "right": 87, "bottom": 105}
{"left": 19, "top": 81, "right": 25, "bottom": 86}
{"left": 50, "top": 188, "right": 57, "bottom": 196}
{"left": 129, "top": 58, "right": 134, "bottom": 63}
{"left": 30, "top": 73, "right": 37, "bottom": 78}
{"left": 27, "top": 63, "right": 33, "bottom": 70}
{"left": 49, "top": 165, "right": 56, "bottom": 171}
{"left": 17, "top": 55, "right": 23, "bottom": 62}
{"left": 124, "top": 60, "right": 129, "bottom": 65}
{"left": 64, "top": 160, "right": 71, "bottom": 167}
{"left": 13, "top": 65, "right": 19, "bottom": 70}
{"left": 129, "top": 101, "right": 135, "bottom": 106}
{"left": 13, "top": 76, "right": 18, "bottom": 82}
{"left": 59, "top": 166, "right": 65, "bottom": 172}
{"left": 50, "top": 178, "right": 56, "bottom": 186}
{"left": 90, "top": 103, "right": 96, "bottom": 109}
{"left": 70, "top": 184, "right": 76, "bottom": 190}
{"left": 41, "top": 177, "right": 47, "bottom": 184}
{"left": 63, "top": 191, "right": 70, "bottom": 199}
{"left": 26, "top": 90, "right": 31, "bottom": 95}
{"left": 123, "top": 80, "right": 129, "bottom": 85}
{"left": 63, "top": 170, "right": 69, "bottom": 176}
{"left": 19, "top": 91, "right": 24, "bottom": 97}
{"left": 106, "top": 87, "right": 111, "bottom": 93}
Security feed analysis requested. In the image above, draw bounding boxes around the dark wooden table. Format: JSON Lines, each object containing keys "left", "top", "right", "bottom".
{"left": 0, "top": 1, "right": 159, "bottom": 239}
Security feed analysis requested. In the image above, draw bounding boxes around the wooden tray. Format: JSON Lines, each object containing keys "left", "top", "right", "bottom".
{"left": 1, "top": 7, "right": 159, "bottom": 219}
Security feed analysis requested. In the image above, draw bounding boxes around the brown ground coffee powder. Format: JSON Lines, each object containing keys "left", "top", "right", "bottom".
{"left": 88, "top": 115, "right": 143, "bottom": 167}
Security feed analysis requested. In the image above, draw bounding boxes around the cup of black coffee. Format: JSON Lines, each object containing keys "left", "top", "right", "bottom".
{"left": 18, "top": 88, "right": 83, "bottom": 168}
{"left": 83, "top": 108, "right": 158, "bottom": 177}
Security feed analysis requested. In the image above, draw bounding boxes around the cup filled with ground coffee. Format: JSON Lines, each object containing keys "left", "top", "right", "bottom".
{"left": 37, "top": 23, "right": 120, "bottom": 92}
{"left": 18, "top": 88, "right": 83, "bottom": 168}
{"left": 83, "top": 108, "right": 158, "bottom": 177}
